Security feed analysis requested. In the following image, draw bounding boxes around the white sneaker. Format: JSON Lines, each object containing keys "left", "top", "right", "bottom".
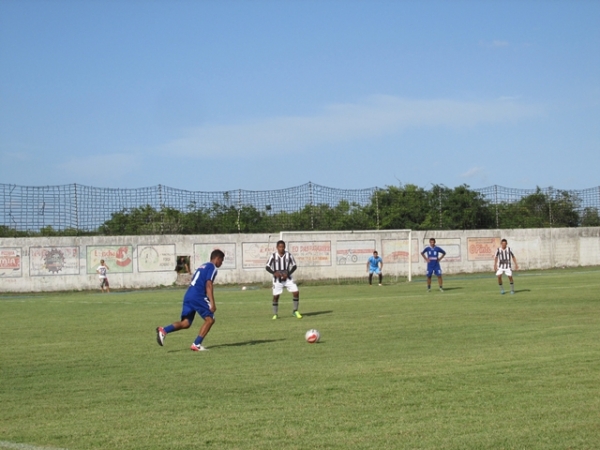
{"left": 156, "top": 327, "right": 166, "bottom": 346}
{"left": 190, "top": 343, "right": 208, "bottom": 352}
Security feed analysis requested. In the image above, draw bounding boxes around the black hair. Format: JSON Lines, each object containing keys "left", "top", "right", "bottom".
{"left": 429, "top": 238, "right": 436, "bottom": 243}
{"left": 210, "top": 249, "right": 225, "bottom": 260}
{"left": 276, "top": 240, "right": 286, "bottom": 247}
{"left": 501, "top": 239, "right": 508, "bottom": 243}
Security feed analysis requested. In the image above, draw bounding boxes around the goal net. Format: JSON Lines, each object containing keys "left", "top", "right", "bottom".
{"left": 279, "top": 229, "right": 414, "bottom": 285}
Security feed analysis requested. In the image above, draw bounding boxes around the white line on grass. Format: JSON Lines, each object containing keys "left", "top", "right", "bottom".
{"left": 0, "top": 441, "right": 68, "bottom": 450}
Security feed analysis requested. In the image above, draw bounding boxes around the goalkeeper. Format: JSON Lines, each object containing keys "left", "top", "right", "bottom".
{"left": 266, "top": 240, "right": 302, "bottom": 320}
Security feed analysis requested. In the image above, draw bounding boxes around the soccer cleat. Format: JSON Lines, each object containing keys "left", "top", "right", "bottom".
{"left": 190, "top": 343, "right": 208, "bottom": 352}
{"left": 156, "top": 327, "right": 166, "bottom": 346}
{"left": 378, "top": 283, "right": 382, "bottom": 286}
{"left": 500, "top": 290, "right": 505, "bottom": 295}
{"left": 510, "top": 291, "right": 515, "bottom": 295}
{"left": 439, "top": 287, "right": 444, "bottom": 292}
{"left": 272, "top": 314, "right": 278, "bottom": 320}
{"left": 427, "top": 288, "right": 431, "bottom": 292}
{"left": 293, "top": 310, "right": 303, "bottom": 319}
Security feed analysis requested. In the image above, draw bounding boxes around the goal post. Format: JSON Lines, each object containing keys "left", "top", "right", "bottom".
{"left": 279, "top": 229, "right": 414, "bottom": 284}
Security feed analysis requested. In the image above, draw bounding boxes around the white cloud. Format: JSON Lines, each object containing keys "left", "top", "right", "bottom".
{"left": 161, "top": 96, "right": 544, "bottom": 159}
{"left": 460, "top": 166, "right": 489, "bottom": 183}
{"left": 461, "top": 166, "right": 485, "bottom": 178}
{"left": 56, "top": 153, "right": 138, "bottom": 186}
{"left": 2, "top": 151, "right": 33, "bottom": 162}
{"left": 479, "top": 39, "right": 510, "bottom": 48}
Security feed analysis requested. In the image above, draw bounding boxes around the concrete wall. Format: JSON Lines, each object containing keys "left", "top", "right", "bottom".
{"left": 1, "top": 227, "right": 598, "bottom": 293}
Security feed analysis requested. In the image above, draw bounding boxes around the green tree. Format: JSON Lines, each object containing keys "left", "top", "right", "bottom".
{"left": 438, "top": 184, "right": 494, "bottom": 230}
{"left": 581, "top": 207, "right": 600, "bottom": 227}
{"left": 375, "top": 184, "right": 431, "bottom": 230}
{"left": 497, "top": 188, "right": 580, "bottom": 228}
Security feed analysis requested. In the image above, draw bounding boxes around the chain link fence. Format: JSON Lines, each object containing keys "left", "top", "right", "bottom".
{"left": 1, "top": 182, "right": 599, "bottom": 235}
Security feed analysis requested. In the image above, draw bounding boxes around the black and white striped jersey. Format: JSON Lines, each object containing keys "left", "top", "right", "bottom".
{"left": 266, "top": 251, "right": 297, "bottom": 278}
{"left": 494, "top": 247, "right": 514, "bottom": 269}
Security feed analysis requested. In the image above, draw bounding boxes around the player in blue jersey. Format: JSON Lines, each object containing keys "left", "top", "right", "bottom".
{"left": 156, "top": 249, "right": 225, "bottom": 352}
{"left": 366, "top": 250, "right": 383, "bottom": 286}
{"left": 421, "top": 238, "right": 446, "bottom": 292}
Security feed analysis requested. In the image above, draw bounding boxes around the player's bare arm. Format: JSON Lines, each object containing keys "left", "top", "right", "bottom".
{"left": 206, "top": 280, "right": 216, "bottom": 313}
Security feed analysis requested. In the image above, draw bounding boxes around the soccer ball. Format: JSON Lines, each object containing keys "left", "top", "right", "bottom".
{"left": 305, "top": 329, "right": 320, "bottom": 344}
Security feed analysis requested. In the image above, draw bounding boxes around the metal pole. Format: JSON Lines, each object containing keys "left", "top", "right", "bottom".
{"left": 375, "top": 189, "right": 380, "bottom": 230}
{"left": 494, "top": 185, "right": 499, "bottom": 229}
{"left": 237, "top": 189, "right": 242, "bottom": 233}
{"left": 309, "top": 181, "right": 314, "bottom": 230}
{"left": 74, "top": 183, "right": 79, "bottom": 233}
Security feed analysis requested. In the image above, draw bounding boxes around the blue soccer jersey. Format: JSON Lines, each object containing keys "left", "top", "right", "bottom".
{"left": 421, "top": 246, "right": 446, "bottom": 268}
{"left": 183, "top": 262, "right": 218, "bottom": 305}
{"left": 368, "top": 255, "right": 382, "bottom": 271}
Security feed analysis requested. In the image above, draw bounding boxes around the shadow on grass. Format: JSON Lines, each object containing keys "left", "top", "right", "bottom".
{"left": 439, "top": 287, "right": 462, "bottom": 291}
{"left": 209, "top": 339, "right": 286, "bottom": 349}
{"left": 301, "top": 310, "right": 334, "bottom": 317}
{"left": 514, "top": 289, "right": 531, "bottom": 293}
{"left": 166, "top": 339, "right": 285, "bottom": 353}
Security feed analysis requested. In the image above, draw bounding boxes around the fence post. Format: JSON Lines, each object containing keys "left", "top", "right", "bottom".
{"left": 438, "top": 188, "right": 443, "bottom": 229}
{"left": 494, "top": 185, "right": 499, "bottom": 229}
{"left": 74, "top": 183, "right": 79, "bottom": 234}
{"left": 309, "top": 181, "right": 314, "bottom": 230}
{"left": 375, "top": 189, "right": 380, "bottom": 230}
{"left": 237, "top": 189, "right": 242, "bottom": 233}
{"left": 548, "top": 187, "right": 553, "bottom": 227}
{"left": 158, "top": 184, "right": 164, "bottom": 234}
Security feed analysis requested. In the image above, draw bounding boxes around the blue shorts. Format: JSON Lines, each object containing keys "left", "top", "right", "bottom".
{"left": 369, "top": 268, "right": 381, "bottom": 275}
{"left": 426, "top": 265, "right": 442, "bottom": 277}
{"left": 180, "top": 298, "right": 214, "bottom": 325}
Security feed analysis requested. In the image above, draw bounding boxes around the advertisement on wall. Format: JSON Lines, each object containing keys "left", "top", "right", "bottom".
{"left": 288, "top": 241, "right": 331, "bottom": 266}
{"left": 242, "top": 242, "right": 277, "bottom": 269}
{"left": 138, "top": 244, "right": 177, "bottom": 272}
{"left": 381, "top": 239, "right": 419, "bottom": 263}
{"left": 194, "top": 243, "right": 236, "bottom": 270}
{"left": 335, "top": 240, "right": 375, "bottom": 265}
{"left": 0, "top": 248, "right": 22, "bottom": 277}
{"left": 467, "top": 237, "right": 501, "bottom": 261}
{"left": 86, "top": 246, "right": 134, "bottom": 274}
{"left": 421, "top": 238, "right": 462, "bottom": 262}
{"left": 30, "top": 246, "right": 79, "bottom": 276}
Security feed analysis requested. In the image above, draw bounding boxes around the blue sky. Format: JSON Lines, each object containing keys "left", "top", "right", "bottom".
{"left": 0, "top": 0, "right": 598, "bottom": 192}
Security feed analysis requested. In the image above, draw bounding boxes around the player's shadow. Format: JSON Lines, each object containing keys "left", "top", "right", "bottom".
{"left": 166, "top": 339, "right": 285, "bottom": 353}
{"left": 301, "top": 310, "right": 333, "bottom": 317}
{"left": 209, "top": 339, "right": 286, "bottom": 349}
{"left": 440, "top": 287, "right": 462, "bottom": 291}
{"left": 514, "top": 289, "right": 531, "bottom": 293}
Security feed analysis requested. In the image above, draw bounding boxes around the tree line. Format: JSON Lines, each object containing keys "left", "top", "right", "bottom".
{"left": 2, "top": 184, "right": 599, "bottom": 237}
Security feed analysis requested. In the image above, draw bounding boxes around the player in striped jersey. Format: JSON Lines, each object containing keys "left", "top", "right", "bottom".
{"left": 494, "top": 239, "right": 518, "bottom": 294}
{"left": 266, "top": 240, "right": 302, "bottom": 320}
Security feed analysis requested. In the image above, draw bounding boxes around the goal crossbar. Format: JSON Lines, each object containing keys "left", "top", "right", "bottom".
{"left": 280, "top": 229, "right": 413, "bottom": 282}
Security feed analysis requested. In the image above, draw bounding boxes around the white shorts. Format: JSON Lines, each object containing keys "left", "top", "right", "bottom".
{"left": 496, "top": 268, "right": 513, "bottom": 277}
{"left": 272, "top": 278, "right": 298, "bottom": 295}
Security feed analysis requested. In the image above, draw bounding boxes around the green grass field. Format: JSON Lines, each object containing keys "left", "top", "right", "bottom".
{"left": 2, "top": 268, "right": 600, "bottom": 449}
